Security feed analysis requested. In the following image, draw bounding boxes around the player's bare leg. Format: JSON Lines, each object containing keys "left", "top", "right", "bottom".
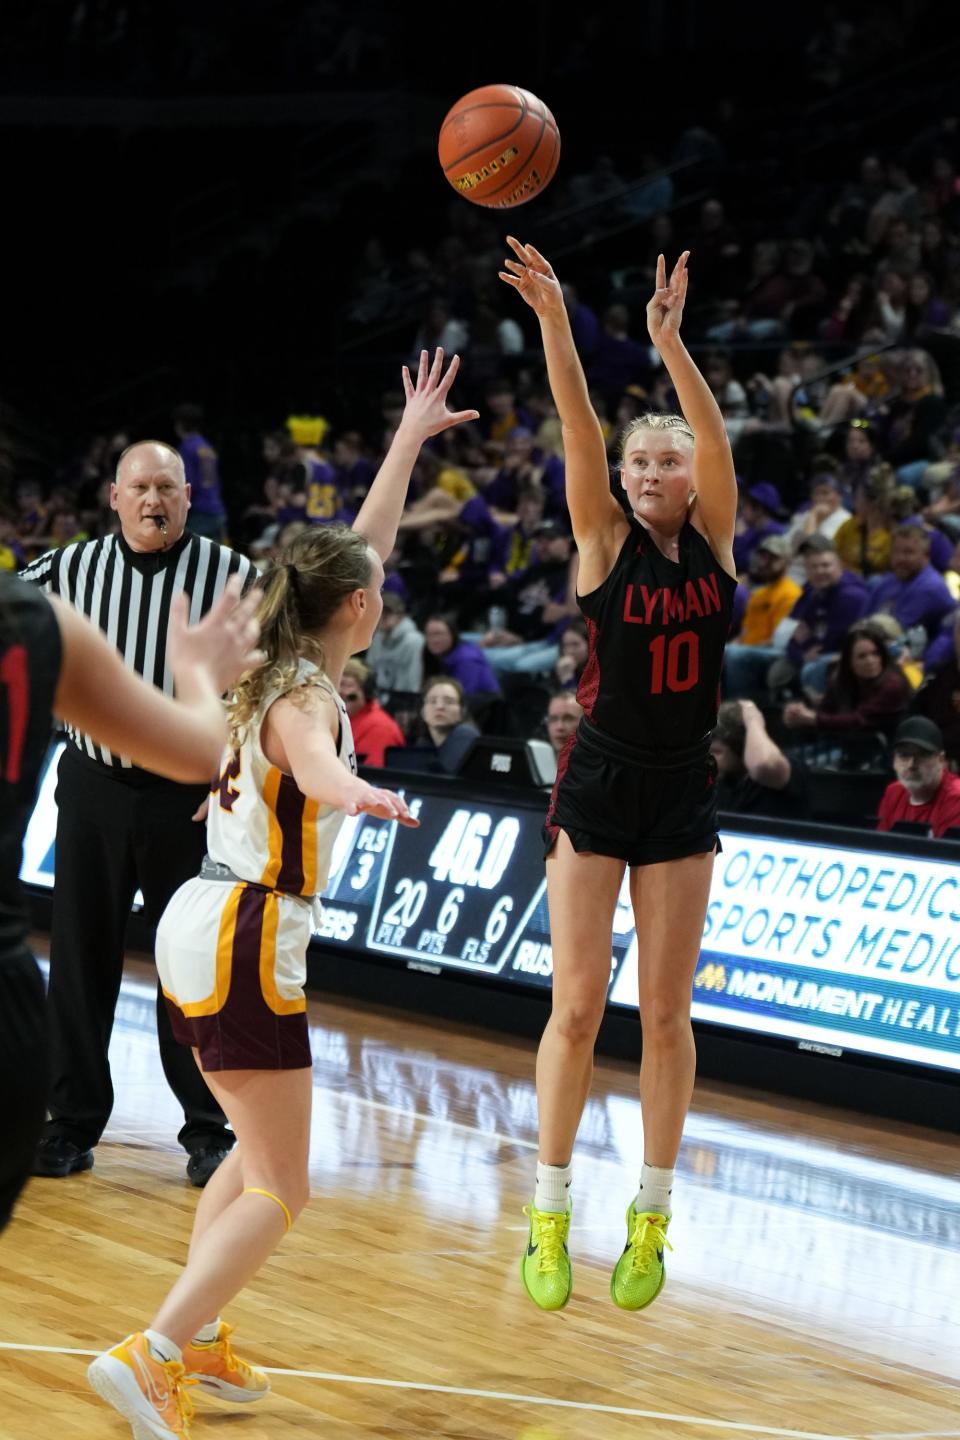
{"left": 521, "top": 832, "right": 623, "bottom": 1310}
{"left": 609, "top": 848, "right": 715, "bottom": 1310}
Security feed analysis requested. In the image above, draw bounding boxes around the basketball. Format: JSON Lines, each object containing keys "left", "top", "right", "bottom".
{"left": 438, "top": 83, "right": 560, "bottom": 209}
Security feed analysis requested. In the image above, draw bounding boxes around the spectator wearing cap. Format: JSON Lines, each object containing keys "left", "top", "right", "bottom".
{"left": 887, "top": 497, "right": 953, "bottom": 574}
{"left": 864, "top": 525, "right": 954, "bottom": 655}
{"left": 365, "top": 592, "right": 425, "bottom": 699}
{"left": 910, "top": 609, "right": 960, "bottom": 765}
{"left": 877, "top": 717, "right": 960, "bottom": 837}
{"left": 833, "top": 465, "right": 896, "bottom": 578}
{"left": 724, "top": 535, "right": 802, "bottom": 699}
{"left": 784, "top": 536, "right": 869, "bottom": 693}
{"left": 733, "top": 481, "right": 784, "bottom": 575}
{"left": 711, "top": 699, "right": 802, "bottom": 819}
{"left": 338, "top": 659, "right": 406, "bottom": 768}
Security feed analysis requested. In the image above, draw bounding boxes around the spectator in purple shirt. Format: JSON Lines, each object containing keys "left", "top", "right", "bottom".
{"left": 436, "top": 493, "right": 510, "bottom": 625}
{"left": 866, "top": 525, "right": 954, "bottom": 654}
{"left": 331, "top": 430, "right": 377, "bottom": 516}
{"left": 786, "top": 535, "right": 868, "bottom": 693}
{"left": 585, "top": 303, "right": 651, "bottom": 409}
{"left": 733, "top": 481, "right": 785, "bottom": 575}
{"left": 174, "top": 404, "right": 225, "bottom": 542}
{"left": 422, "top": 614, "right": 501, "bottom": 697}
{"left": 889, "top": 500, "right": 953, "bottom": 572}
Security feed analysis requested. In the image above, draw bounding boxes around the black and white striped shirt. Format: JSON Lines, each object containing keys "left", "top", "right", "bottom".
{"left": 20, "top": 530, "right": 255, "bottom": 769}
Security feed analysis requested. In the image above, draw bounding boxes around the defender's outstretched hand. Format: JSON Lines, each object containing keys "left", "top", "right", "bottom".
{"left": 343, "top": 778, "right": 420, "bottom": 827}
{"left": 499, "top": 236, "right": 564, "bottom": 319}
{"left": 399, "top": 349, "right": 479, "bottom": 438}
{"left": 647, "top": 251, "right": 690, "bottom": 346}
{"left": 168, "top": 577, "right": 263, "bottom": 697}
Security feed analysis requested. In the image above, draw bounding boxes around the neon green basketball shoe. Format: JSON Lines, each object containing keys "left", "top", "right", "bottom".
{"left": 520, "top": 1201, "right": 573, "bottom": 1311}
{"left": 610, "top": 1204, "right": 672, "bottom": 1310}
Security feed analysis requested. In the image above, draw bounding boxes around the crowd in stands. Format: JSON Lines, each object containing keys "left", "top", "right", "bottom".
{"left": 8, "top": 84, "right": 960, "bottom": 834}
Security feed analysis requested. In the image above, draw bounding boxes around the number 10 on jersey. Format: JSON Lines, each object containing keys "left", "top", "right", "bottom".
{"left": 649, "top": 630, "right": 699, "bottom": 694}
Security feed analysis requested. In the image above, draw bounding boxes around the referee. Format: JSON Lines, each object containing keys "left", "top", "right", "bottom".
{"left": 20, "top": 440, "right": 254, "bottom": 1187}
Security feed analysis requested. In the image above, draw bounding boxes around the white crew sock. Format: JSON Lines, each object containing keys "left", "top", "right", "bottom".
{"left": 144, "top": 1329, "right": 182, "bottom": 1366}
{"left": 637, "top": 1162, "right": 674, "bottom": 1218}
{"left": 192, "top": 1319, "right": 221, "bottom": 1345}
{"left": 534, "top": 1160, "right": 572, "bottom": 1214}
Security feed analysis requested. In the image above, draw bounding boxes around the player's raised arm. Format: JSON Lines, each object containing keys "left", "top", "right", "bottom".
{"left": 499, "top": 237, "right": 621, "bottom": 545}
{"left": 647, "top": 252, "right": 737, "bottom": 575}
{"left": 352, "top": 348, "right": 478, "bottom": 562}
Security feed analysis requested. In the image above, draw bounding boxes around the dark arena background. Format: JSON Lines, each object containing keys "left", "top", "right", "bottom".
{"left": 5, "top": 4, "right": 960, "bottom": 1438}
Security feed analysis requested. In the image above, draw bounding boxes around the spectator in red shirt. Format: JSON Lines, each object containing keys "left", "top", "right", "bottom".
{"left": 876, "top": 716, "right": 960, "bottom": 837}
{"left": 338, "top": 659, "right": 405, "bottom": 768}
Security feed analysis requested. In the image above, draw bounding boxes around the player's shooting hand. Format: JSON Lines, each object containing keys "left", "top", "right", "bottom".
{"left": 168, "top": 578, "right": 264, "bottom": 697}
{"left": 399, "top": 349, "right": 479, "bottom": 439}
{"left": 499, "top": 237, "right": 564, "bottom": 319}
{"left": 647, "top": 252, "right": 689, "bottom": 347}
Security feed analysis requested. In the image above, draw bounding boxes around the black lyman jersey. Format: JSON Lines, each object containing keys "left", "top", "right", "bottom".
{"left": 576, "top": 520, "right": 736, "bottom": 750}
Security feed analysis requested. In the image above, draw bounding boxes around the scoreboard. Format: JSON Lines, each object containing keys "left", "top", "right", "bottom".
{"left": 22, "top": 744, "right": 960, "bottom": 1080}
{"left": 320, "top": 792, "right": 636, "bottom": 988}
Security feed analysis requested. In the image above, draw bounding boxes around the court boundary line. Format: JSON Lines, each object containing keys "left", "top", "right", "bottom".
{"left": 0, "top": 1342, "right": 858, "bottom": 1437}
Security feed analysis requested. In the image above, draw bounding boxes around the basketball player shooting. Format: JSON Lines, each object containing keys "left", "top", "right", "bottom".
{"left": 500, "top": 242, "right": 737, "bottom": 1312}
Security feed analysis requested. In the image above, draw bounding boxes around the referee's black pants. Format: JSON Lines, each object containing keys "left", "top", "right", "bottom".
{"left": 43, "top": 746, "right": 232, "bottom": 1155}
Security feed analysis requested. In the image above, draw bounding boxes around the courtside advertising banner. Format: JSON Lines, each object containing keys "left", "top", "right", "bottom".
{"left": 611, "top": 834, "right": 960, "bottom": 1073}
{"left": 23, "top": 748, "right": 960, "bottom": 1073}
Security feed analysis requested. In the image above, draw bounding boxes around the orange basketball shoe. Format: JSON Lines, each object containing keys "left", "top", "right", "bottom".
{"left": 87, "top": 1331, "right": 196, "bottom": 1438}
{"left": 182, "top": 1321, "right": 270, "bottom": 1403}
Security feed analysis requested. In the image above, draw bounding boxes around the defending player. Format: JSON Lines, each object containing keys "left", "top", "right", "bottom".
{"left": 86, "top": 350, "right": 478, "bottom": 1438}
{"left": 501, "top": 244, "right": 737, "bottom": 1311}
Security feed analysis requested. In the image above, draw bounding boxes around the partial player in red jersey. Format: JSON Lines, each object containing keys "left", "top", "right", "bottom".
{"left": 501, "top": 242, "right": 737, "bottom": 1312}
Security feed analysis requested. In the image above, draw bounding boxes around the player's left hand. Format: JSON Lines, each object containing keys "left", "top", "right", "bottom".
{"left": 647, "top": 252, "right": 689, "bottom": 347}
{"left": 399, "top": 349, "right": 480, "bottom": 439}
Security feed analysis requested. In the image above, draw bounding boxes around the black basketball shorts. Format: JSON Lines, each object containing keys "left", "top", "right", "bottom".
{"left": 543, "top": 717, "right": 720, "bottom": 867}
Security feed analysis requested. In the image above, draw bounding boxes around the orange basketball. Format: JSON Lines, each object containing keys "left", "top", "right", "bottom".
{"left": 438, "top": 83, "right": 560, "bottom": 209}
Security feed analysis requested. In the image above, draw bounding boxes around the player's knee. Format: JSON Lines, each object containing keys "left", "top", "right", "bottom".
{"left": 552, "top": 995, "right": 606, "bottom": 1046}
{"left": 248, "top": 1164, "right": 310, "bottom": 1223}
{"left": 640, "top": 996, "right": 693, "bottom": 1045}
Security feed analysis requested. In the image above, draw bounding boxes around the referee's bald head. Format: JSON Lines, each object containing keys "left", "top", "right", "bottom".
{"left": 112, "top": 440, "right": 191, "bottom": 554}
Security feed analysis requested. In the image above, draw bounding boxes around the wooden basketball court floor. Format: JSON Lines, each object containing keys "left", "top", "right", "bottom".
{"left": 1, "top": 949, "right": 958, "bottom": 1440}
